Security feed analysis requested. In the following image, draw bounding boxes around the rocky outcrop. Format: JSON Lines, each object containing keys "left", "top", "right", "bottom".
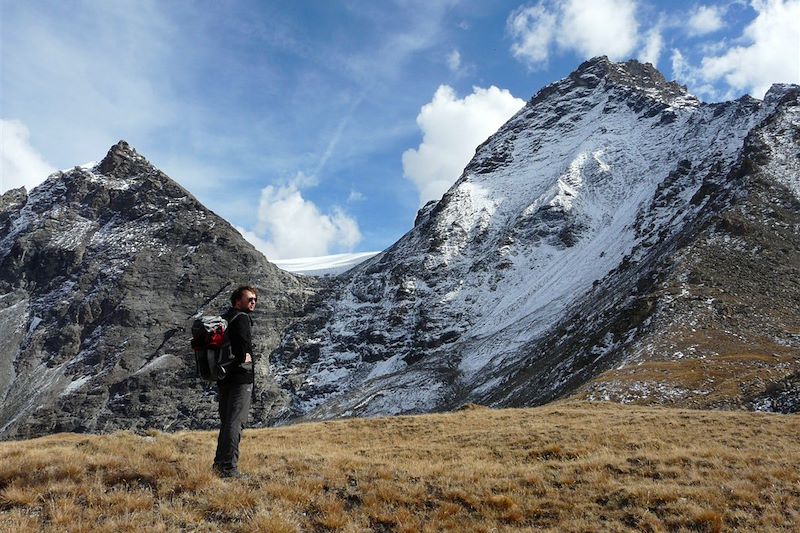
{"left": 0, "top": 142, "right": 315, "bottom": 439}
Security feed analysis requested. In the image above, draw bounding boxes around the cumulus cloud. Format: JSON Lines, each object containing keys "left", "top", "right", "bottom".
{"left": 507, "top": 0, "right": 641, "bottom": 68}
{"left": 240, "top": 182, "right": 362, "bottom": 260}
{"left": 507, "top": 3, "right": 558, "bottom": 67}
{"left": 402, "top": 85, "right": 525, "bottom": 207}
{"left": 688, "top": 5, "right": 725, "bottom": 36}
{"left": 1, "top": 119, "right": 56, "bottom": 193}
{"left": 700, "top": 0, "right": 800, "bottom": 98}
{"left": 558, "top": 0, "right": 640, "bottom": 59}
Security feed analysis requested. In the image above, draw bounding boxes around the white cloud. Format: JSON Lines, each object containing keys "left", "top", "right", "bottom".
{"left": 507, "top": 3, "right": 558, "bottom": 67}
{"left": 558, "top": 0, "right": 640, "bottom": 59}
{"left": 0, "top": 119, "right": 56, "bottom": 193}
{"left": 639, "top": 26, "right": 664, "bottom": 66}
{"left": 700, "top": 0, "right": 800, "bottom": 98}
{"left": 447, "top": 49, "right": 462, "bottom": 72}
{"left": 688, "top": 5, "right": 725, "bottom": 36}
{"left": 242, "top": 183, "right": 362, "bottom": 259}
{"left": 671, "top": 48, "right": 720, "bottom": 99}
{"left": 507, "top": 0, "right": 642, "bottom": 68}
{"left": 671, "top": 48, "right": 690, "bottom": 80}
{"left": 347, "top": 190, "right": 366, "bottom": 202}
{"left": 402, "top": 85, "right": 525, "bottom": 207}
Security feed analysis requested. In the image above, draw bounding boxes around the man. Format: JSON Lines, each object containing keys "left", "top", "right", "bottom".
{"left": 213, "top": 285, "right": 258, "bottom": 479}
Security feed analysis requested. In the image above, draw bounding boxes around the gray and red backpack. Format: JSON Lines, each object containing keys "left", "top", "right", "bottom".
{"left": 190, "top": 313, "right": 245, "bottom": 381}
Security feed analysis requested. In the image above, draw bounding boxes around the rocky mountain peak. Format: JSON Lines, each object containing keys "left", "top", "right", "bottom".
{"left": 0, "top": 187, "right": 28, "bottom": 213}
{"left": 582, "top": 57, "right": 686, "bottom": 93}
{"left": 97, "top": 140, "right": 154, "bottom": 179}
{"left": 764, "top": 83, "right": 800, "bottom": 105}
{"left": 0, "top": 142, "right": 315, "bottom": 439}
{"left": 532, "top": 56, "right": 699, "bottom": 109}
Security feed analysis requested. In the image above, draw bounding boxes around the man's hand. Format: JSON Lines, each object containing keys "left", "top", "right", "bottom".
{"left": 245, "top": 353, "right": 252, "bottom": 363}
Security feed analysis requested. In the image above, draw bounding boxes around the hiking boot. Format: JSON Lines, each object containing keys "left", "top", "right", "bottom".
{"left": 217, "top": 468, "right": 248, "bottom": 480}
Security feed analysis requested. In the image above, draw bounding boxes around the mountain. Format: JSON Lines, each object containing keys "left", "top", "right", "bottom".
{"left": 0, "top": 142, "right": 315, "bottom": 439}
{"left": 269, "top": 57, "right": 800, "bottom": 421}
{"left": 2, "top": 58, "right": 797, "bottom": 440}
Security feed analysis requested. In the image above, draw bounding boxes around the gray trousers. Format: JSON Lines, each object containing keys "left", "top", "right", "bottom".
{"left": 214, "top": 381, "right": 252, "bottom": 472}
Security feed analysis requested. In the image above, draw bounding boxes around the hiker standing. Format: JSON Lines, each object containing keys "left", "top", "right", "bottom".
{"left": 213, "top": 285, "right": 258, "bottom": 478}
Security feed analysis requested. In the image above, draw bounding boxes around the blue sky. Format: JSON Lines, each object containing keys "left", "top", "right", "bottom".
{"left": 2, "top": 0, "right": 798, "bottom": 258}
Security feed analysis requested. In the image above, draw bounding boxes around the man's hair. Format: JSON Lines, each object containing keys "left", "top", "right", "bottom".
{"left": 230, "top": 285, "right": 258, "bottom": 306}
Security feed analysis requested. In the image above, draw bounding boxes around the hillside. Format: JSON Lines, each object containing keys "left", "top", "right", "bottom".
{"left": 1, "top": 401, "right": 798, "bottom": 532}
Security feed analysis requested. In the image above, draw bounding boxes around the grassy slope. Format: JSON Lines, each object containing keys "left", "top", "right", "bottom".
{"left": 1, "top": 401, "right": 798, "bottom": 532}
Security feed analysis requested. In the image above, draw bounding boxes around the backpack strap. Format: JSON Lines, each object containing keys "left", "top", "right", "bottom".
{"left": 228, "top": 311, "right": 248, "bottom": 326}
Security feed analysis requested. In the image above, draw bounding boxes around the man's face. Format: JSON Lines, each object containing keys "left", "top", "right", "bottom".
{"left": 236, "top": 290, "right": 257, "bottom": 313}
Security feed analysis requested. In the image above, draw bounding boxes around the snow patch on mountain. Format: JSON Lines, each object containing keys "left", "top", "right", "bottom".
{"left": 273, "top": 251, "right": 380, "bottom": 276}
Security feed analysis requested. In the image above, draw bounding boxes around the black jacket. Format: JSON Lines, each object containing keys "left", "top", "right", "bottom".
{"left": 220, "top": 307, "right": 254, "bottom": 385}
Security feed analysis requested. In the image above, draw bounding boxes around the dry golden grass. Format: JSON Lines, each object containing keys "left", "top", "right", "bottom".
{"left": 1, "top": 401, "right": 798, "bottom": 531}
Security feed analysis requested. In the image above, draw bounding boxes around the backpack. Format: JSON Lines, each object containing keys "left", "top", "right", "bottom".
{"left": 190, "top": 313, "right": 245, "bottom": 381}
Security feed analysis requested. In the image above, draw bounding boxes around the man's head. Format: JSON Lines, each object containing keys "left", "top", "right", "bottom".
{"left": 231, "top": 285, "right": 258, "bottom": 313}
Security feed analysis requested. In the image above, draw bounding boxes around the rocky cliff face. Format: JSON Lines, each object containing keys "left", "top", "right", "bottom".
{"left": 0, "top": 142, "right": 314, "bottom": 439}
{"left": 270, "top": 58, "right": 799, "bottom": 420}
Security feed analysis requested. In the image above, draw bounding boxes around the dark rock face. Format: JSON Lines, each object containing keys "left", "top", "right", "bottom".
{"left": 269, "top": 60, "right": 800, "bottom": 420}
{"left": 0, "top": 142, "right": 315, "bottom": 439}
